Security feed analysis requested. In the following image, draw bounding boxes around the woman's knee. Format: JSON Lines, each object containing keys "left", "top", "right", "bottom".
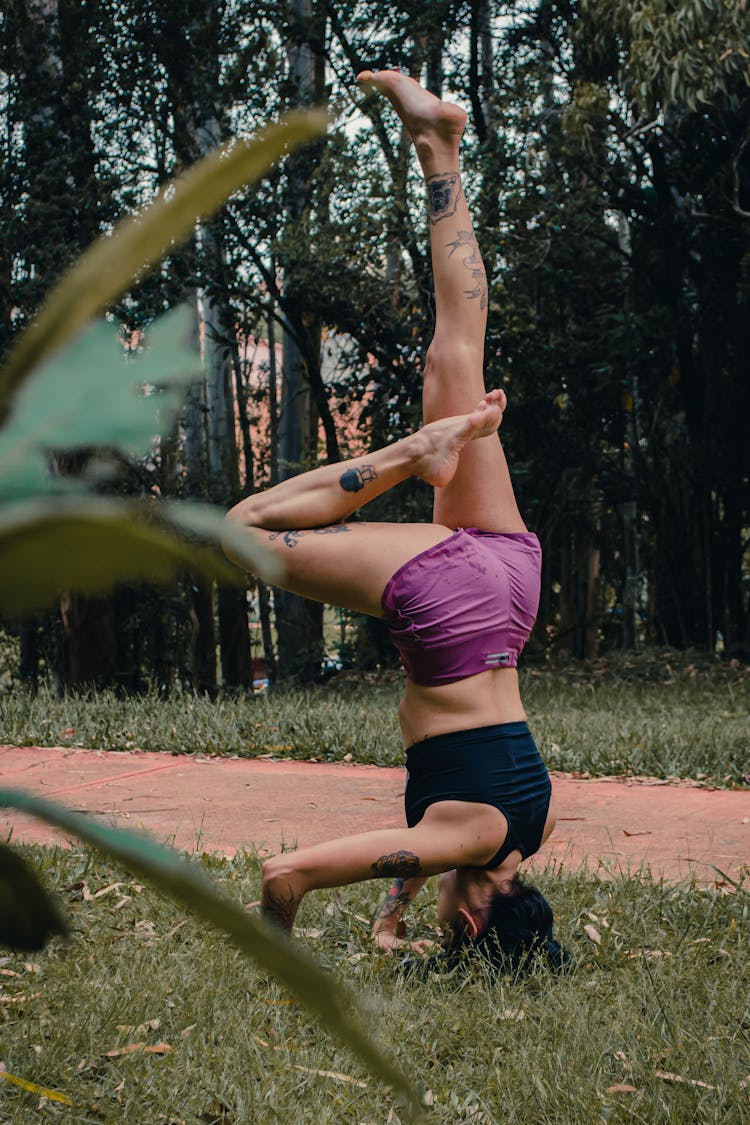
{"left": 425, "top": 338, "right": 484, "bottom": 383}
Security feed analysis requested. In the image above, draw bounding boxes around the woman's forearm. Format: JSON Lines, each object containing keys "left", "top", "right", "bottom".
{"left": 371, "top": 876, "right": 427, "bottom": 937}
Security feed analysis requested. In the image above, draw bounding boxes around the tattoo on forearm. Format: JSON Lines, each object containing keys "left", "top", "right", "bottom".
{"left": 339, "top": 464, "right": 377, "bottom": 493}
{"left": 446, "top": 229, "right": 488, "bottom": 310}
{"left": 261, "top": 886, "right": 297, "bottom": 931}
{"left": 375, "top": 884, "right": 412, "bottom": 922}
{"left": 268, "top": 525, "right": 350, "bottom": 549}
{"left": 426, "top": 172, "right": 461, "bottom": 224}
{"left": 371, "top": 850, "right": 422, "bottom": 878}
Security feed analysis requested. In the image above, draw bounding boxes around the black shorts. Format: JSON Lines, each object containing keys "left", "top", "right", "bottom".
{"left": 404, "top": 721, "right": 552, "bottom": 870}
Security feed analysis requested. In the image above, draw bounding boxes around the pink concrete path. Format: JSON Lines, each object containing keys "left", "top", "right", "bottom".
{"left": 0, "top": 745, "right": 748, "bottom": 884}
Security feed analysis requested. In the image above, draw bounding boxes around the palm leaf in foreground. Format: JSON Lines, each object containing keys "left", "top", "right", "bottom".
{"left": 0, "top": 497, "right": 273, "bottom": 615}
{"left": 0, "top": 789, "right": 418, "bottom": 1116}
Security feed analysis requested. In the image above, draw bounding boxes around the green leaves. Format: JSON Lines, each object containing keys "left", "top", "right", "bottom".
{"left": 0, "top": 498, "right": 251, "bottom": 615}
{"left": 579, "top": 0, "right": 750, "bottom": 113}
{"left": 0, "top": 789, "right": 418, "bottom": 1114}
{"left": 0, "top": 308, "right": 198, "bottom": 502}
{"left": 0, "top": 843, "right": 69, "bottom": 952}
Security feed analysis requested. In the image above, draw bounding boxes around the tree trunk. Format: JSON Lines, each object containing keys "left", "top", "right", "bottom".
{"left": 12, "top": 0, "right": 118, "bottom": 690}
{"left": 617, "top": 212, "right": 642, "bottom": 650}
{"left": 199, "top": 219, "right": 252, "bottom": 688}
{"left": 183, "top": 303, "right": 217, "bottom": 692}
{"left": 162, "top": 5, "right": 251, "bottom": 690}
{"left": 275, "top": 0, "right": 327, "bottom": 683}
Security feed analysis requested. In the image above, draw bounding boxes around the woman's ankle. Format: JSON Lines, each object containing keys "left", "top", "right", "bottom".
{"left": 415, "top": 136, "right": 461, "bottom": 178}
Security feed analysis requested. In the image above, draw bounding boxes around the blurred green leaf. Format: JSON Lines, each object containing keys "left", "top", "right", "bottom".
{"left": 0, "top": 110, "right": 328, "bottom": 418}
{"left": 0, "top": 843, "right": 69, "bottom": 952}
{"left": 0, "top": 789, "right": 417, "bottom": 1114}
{"left": 0, "top": 497, "right": 266, "bottom": 615}
{"left": 0, "top": 307, "right": 198, "bottom": 502}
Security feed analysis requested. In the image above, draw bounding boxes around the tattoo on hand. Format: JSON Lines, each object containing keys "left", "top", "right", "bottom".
{"left": 261, "top": 886, "right": 298, "bottom": 931}
{"left": 446, "top": 229, "right": 488, "bottom": 310}
{"left": 426, "top": 172, "right": 461, "bottom": 224}
{"left": 371, "top": 850, "right": 422, "bottom": 878}
{"left": 268, "top": 525, "right": 350, "bottom": 549}
{"left": 339, "top": 464, "right": 377, "bottom": 493}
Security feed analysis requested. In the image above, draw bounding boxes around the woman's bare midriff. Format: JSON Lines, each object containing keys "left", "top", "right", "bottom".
{"left": 398, "top": 666, "right": 527, "bottom": 746}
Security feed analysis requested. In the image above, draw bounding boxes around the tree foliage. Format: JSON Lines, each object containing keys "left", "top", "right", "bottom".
{"left": 1, "top": 0, "right": 748, "bottom": 682}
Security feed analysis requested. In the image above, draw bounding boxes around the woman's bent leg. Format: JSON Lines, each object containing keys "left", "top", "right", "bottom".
{"left": 224, "top": 405, "right": 502, "bottom": 616}
{"left": 358, "top": 70, "right": 526, "bottom": 533}
{"left": 261, "top": 799, "right": 508, "bottom": 931}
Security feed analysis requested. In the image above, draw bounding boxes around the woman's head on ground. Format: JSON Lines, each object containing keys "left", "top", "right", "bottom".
{"left": 403, "top": 869, "right": 572, "bottom": 978}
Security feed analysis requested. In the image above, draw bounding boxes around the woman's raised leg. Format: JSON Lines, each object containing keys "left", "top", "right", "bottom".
{"left": 358, "top": 70, "right": 526, "bottom": 534}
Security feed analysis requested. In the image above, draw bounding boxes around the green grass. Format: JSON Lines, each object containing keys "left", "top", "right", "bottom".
{"left": 0, "top": 846, "right": 747, "bottom": 1123}
{"left": 0, "top": 651, "right": 748, "bottom": 786}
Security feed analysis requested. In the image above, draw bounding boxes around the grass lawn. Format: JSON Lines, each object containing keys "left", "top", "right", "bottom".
{"left": 0, "top": 846, "right": 747, "bottom": 1124}
{"left": 1, "top": 652, "right": 748, "bottom": 786}
{"left": 1, "top": 653, "right": 747, "bottom": 1121}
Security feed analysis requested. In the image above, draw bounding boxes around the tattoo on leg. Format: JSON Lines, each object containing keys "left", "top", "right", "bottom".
{"left": 426, "top": 172, "right": 461, "bottom": 224}
{"left": 261, "top": 886, "right": 298, "bottom": 931}
{"left": 339, "top": 464, "right": 377, "bottom": 493}
{"left": 371, "top": 850, "right": 422, "bottom": 878}
{"left": 446, "top": 230, "right": 488, "bottom": 310}
{"left": 268, "top": 525, "right": 351, "bottom": 549}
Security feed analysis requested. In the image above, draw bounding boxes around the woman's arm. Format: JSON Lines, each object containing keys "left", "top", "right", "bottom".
{"left": 371, "top": 876, "right": 434, "bottom": 953}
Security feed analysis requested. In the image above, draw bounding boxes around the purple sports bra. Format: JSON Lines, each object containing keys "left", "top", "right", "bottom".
{"left": 381, "top": 528, "right": 542, "bottom": 687}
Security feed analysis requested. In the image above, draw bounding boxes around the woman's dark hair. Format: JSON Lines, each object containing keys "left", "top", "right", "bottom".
{"left": 469, "top": 874, "right": 572, "bottom": 973}
{"left": 399, "top": 875, "right": 572, "bottom": 979}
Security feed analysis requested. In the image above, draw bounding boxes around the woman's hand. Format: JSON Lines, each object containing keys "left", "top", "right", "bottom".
{"left": 372, "top": 928, "right": 438, "bottom": 955}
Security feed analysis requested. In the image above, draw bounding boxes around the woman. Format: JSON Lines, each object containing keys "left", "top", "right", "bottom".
{"left": 224, "top": 70, "right": 566, "bottom": 971}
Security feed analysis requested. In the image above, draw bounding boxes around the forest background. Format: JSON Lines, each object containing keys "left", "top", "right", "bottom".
{"left": 1, "top": 0, "right": 748, "bottom": 693}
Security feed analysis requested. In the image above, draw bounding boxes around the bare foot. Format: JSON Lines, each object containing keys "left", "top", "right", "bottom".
{"left": 357, "top": 68, "right": 466, "bottom": 147}
{"left": 413, "top": 396, "right": 504, "bottom": 488}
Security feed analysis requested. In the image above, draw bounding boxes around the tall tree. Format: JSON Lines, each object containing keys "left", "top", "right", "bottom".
{"left": 272, "top": 0, "right": 330, "bottom": 682}
{"left": 152, "top": 0, "right": 252, "bottom": 688}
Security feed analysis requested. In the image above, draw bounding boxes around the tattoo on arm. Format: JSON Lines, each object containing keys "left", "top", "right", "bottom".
{"left": 426, "top": 172, "right": 461, "bottom": 224}
{"left": 268, "top": 525, "right": 351, "bottom": 549}
{"left": 261, "top": 886, "right": 298, "bottom": 931}
{"left": 374, "top": 878, "right": 412, "bottom": 923}
{"left": 446, "top": 229, "right": 488, "bottom": 310}
{"left": 371, "top": 850, "right": 422, "bottom": 878}
{"left": 339, "top": 464, "right": 377, "bottom": 493}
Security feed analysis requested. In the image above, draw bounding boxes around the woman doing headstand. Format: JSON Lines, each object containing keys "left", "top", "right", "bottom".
{"left": 224, "top": 70, "right": 564, "bottom": 968}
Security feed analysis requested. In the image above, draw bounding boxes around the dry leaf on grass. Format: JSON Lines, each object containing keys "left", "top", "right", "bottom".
{"left": 105, "top": 1042, "right": 172, "bottom": 1057}
{"left": 92, "top": 881, "right": 125, "bottom": 899}
{"left": 0, "top": 991, "right": 42, "bottom": 1004}
{"left": 606, "top": 1084, "right": 639, "bottom": 1093}
{"left": 655, "top": 1070, "right": 715, "bottom": 1089}
{"left": 584, "top": 924, "right": 602, "bottom": 945}
{"left": 115, "top": 1018, "right": 161, "bottom": 1035}
{"left": 291, "top": 1064, "right": 367, "bottom": 1088}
